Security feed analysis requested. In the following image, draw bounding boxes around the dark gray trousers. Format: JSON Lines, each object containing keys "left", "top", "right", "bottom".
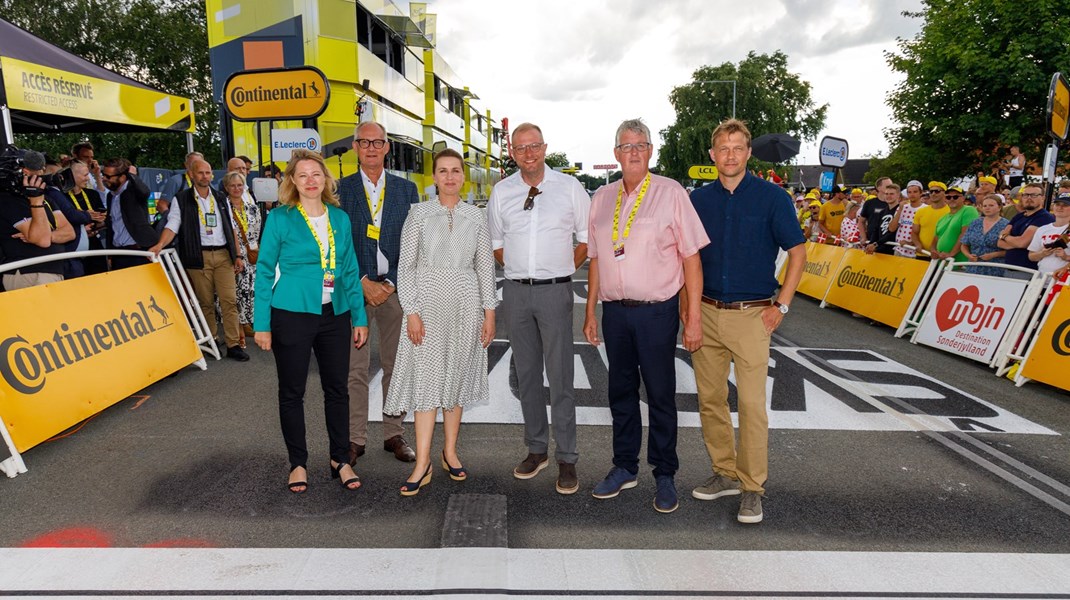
{"left": 503, "top": 279, "right": 578, "bottom": 464}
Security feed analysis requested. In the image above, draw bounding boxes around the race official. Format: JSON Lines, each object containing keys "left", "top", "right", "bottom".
{"left": 338, "top": 121, "right": 419, "bottom": 465}
{"left": 488, "top": 122, "right": 590, "bottom": 495}
{"left": 583, "top": 118, "right": 709, "bottom": 514}
{"left": 689, "top": 119, "right": 806, "bottom": 525}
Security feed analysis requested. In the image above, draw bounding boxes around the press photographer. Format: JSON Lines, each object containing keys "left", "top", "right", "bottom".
{"left": 0, "top": 146, "right": 75, "bottom": 292}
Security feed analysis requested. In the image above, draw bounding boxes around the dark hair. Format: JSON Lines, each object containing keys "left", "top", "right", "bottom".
{"left": 102, "top": 157, "right": 130, "bottom": 173}
{"left": 71, "top": 142, "right": 94, "bottom": 156}
{"left": 433, "top": 148, "right": 464, "bottom": 171}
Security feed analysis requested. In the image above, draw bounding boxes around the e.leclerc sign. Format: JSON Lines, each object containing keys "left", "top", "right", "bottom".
{"left": 271, "top": 128, "right": 322, "bottom": 162}
{"left": 224, "top": 66, "right": 330, "bottom": 122}
{"left": 818, "top": 136, "right": 849, "bottom": 169}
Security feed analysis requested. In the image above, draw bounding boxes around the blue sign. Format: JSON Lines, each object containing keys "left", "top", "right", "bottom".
{"left": 819, "top": 171, "right": 835, "bottom": 193}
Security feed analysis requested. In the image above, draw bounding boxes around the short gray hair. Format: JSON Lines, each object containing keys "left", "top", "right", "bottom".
{"left": 615, "top": 118, "right": 650, "bottom": 147}
{"left": 355, "top": 120, "right": 388, "bottom": 139}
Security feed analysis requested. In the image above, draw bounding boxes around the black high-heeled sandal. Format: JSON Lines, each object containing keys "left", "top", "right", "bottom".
{"left": 288, "top": 466, "right": 308, "bottom": 494}
{"left": 441, "top": 451, "right": 468, "bottom": 481}
{"left": 400, "top": 465, "right": 432, "bottom": 496}
{"left": 330, "top": 461, "right": 361, "bottom": 490}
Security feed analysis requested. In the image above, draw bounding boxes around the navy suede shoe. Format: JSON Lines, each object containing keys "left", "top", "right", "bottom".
{"left": 591, "top": 466, "right": 637, "bottom": 499}
{"left": 653, "top": 475, "right": 678, "bottom": 513}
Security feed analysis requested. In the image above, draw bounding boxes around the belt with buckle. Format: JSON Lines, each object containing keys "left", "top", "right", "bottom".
{"left": 511, "top": 276, "right": 571, "bottom": 285}
{"left": 701, "top": 297, "right": 775, "bottom": 310}
{"left": 202, "top": 245, "right": 228, "bottom": 251}
{"left": 614, "top": 298, "right": 661, "bottom": 307}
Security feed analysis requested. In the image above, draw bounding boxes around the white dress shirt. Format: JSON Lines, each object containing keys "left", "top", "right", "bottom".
{"left": 487, "top": 168, "right": 590, "bottom": 280}
{"left": 168, "top": 188, "right": 227, "bottom": 246}
{"left": 360, "top": 169, "right": 390, "bottom": 277}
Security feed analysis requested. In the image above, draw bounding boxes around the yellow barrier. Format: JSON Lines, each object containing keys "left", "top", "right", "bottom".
{"left": 0, "top": 264, "right": 201, "bottom": 452}
{"left": 823, "top": 250, "right": 932, "bottom": 327}
{"left": 1020, "top": 290, "right": 1070, "bottom": 388}
{"left": 780, "top": 242, "right": 848, "bottom": 300}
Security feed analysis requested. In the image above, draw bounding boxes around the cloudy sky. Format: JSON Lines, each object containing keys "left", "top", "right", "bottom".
{"left": 425, "top": 0, "right": 926, "bottom": 174}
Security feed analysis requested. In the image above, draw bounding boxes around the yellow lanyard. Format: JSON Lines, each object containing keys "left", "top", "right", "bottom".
{"left": 196, "top": 193, "right": 215, "bottom": 228}
{"left": 297, "top": 204, "right": 335, "bottom": 271}
{"left": 68, "top": 190, "right": 91, "bottom": 211}
{"left": 232, "top": 199, "right": 248, "bottom": 233}
{"left": 184, "top": 174, "right": 192, "bottom": 189}
{"left": 364, "top": 180, "right": 386, "bottom": 221}
{"left": 40, "top": 198, "right": 57, "bottom": 230}
{"left": 612, "top": 174, "right": 651, "bottom": 246}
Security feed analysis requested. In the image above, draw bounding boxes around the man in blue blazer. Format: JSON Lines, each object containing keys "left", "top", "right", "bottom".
{"left": 338, "top": 121, "right": 420, "bottom": 465}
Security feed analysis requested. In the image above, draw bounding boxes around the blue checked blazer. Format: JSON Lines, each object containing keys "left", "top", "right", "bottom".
{"left": 338, "top": 170, "right": 419, "bottom": 284}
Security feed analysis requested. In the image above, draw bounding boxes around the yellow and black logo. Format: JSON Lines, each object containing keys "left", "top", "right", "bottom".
{"left": 223, "top": 66, "right": 331, "bottom": 122}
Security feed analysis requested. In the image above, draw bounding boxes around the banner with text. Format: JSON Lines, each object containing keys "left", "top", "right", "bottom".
{"left": 823, "top": 249, "right": 931, "bottom": 327}
{"left": 914, "top": 271, "right": 1028, "bottom": 363}
{"left": 1021, "top": 289, "right": 1070, "bottom": 389}
{"left": 0, "top": 264, "right": 201, "bottom": 452}
{"left": 780, "top": 242, "right": 847, "bottom": 300}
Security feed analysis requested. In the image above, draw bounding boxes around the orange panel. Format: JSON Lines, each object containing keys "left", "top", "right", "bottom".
{"left": 243, "top": 41, "right": 284, "bottom": 70}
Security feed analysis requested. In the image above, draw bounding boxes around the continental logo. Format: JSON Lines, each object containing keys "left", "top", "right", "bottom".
{"left": 836, "top": 267, "right": 906, "bottom": 298}
{"left": 804, "top": 260, "right": 831, "bottom": 277}
{"left": 223, "top": 66, "right": 330, "bottom": 122}
{"left": 1051, "top": 319, "right": 1070, "bottom": 356}
{"left": 0, "top": 296, "right": 172, "bottom": 394}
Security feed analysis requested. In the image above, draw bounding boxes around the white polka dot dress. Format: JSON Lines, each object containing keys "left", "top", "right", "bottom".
{"left": 384, "top": 202, "right": 499, "bottom": 414}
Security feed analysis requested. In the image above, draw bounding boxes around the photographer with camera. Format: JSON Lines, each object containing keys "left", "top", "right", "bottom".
{"left": 0, "top": 148, "right": 76, "bottom": 292}
{"left": 101, "top": 157, "right": 159, "bottom": 270}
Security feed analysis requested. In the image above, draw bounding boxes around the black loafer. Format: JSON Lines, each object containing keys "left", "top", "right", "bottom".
{"left": 227, "top": 346, "right": 250, "bottom": 361}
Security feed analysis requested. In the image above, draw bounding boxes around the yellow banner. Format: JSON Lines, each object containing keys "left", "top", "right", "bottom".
{"left": 822, "top": 250, "right": 930, "bottom": 327}
{"left": 1021, "top": 290, "right": 1070, "bottom": 388}
{"left": 1, "top": 57, "right": 195, "bottom": 132}
{"left": 779, "top": 241, "right": 846, "bottom": 300}
{"left": 0, "top": 264, "right": 201, "bottom": 452}
{"left": 688, "top": 165, "right": 719, "bottom": 180}
{"left": 224, "top": 67, "right": 330, "bottom": 122}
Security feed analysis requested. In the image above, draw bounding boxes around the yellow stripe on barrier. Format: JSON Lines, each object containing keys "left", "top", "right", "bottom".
{"left": 823, "top": 249, "right": 932, "bottom": 328}
{"left": 0, "top": 264, "right": 201, "bottom": 452}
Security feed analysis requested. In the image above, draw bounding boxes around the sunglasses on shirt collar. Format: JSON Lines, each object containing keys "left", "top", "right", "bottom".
{"left": 523, "top": 186, "right": 542, "bottom": 211}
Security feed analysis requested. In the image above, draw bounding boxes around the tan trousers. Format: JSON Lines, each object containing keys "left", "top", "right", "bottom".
{"left": 691, "top": 303, "right": 771, "bottom": 493}
{"left": 3, "top": 271, "right": 63, "bottom": 291}
{"left": 187, "top": 249, "right": 241, "bottom": 348}
{"left": 348, "top": 292, "right": 405, "bottom": 445}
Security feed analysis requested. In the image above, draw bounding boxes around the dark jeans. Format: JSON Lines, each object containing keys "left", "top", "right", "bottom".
{"left": 271, "top": 304, "right": 352, "bottom": 470}
{"left": 602, "top": 295, "right": 680, "bottom": 478}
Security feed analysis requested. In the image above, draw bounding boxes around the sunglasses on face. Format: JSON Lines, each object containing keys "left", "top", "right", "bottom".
{"left": 523, "top": 186, "right": 542, "bottom": 211}
{"left": 946, "top": 194, "right": 962, "bottom": 199}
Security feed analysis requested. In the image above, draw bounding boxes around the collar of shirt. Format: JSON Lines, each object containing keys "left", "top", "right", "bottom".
{"left": 360, "top": 170, "right": 385, "bottom": 195}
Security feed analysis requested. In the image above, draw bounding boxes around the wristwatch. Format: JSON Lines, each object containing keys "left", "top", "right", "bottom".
{"left": 774, "top": 301, "right": 789, "bottom": 315}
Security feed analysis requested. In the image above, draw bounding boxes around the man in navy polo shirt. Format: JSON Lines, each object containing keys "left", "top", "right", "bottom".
{"left": 688, "top": 118, "right": 806, "bottom": 524}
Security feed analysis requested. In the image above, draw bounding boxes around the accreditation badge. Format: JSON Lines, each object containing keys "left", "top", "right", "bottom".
{"left": 205, "top": 213, "right": 218, "bottom": 228}
{"left": 613, "top": 244, "right": 626, "bottom": 261}
{"left": 366, "top": 224, "right": 381, "bottom": 241}
{"left": 323, "top": 270, "right": 336, "bottom": 292}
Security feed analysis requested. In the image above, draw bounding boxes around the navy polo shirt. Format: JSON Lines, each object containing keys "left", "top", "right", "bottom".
{"left": 690, "top": 172, "right": 805, "bottom": 303}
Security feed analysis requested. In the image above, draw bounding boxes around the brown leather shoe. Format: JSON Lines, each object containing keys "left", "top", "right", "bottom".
{"left": 384, "top": 435, "right": 416, "bottom": 462}
{"left": 513, "top": 452, "right": 549, "bottom": 480}
{"left": 556, "top": 462, "right": 579, "bottom": 495}
{"left": 348, "top": 442, "right": 366, "bottom": 466}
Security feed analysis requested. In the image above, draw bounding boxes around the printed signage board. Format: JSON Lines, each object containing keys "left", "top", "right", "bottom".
{"left": 688, "top": 165, "right": 719, "bottom": 180}
{"left": 1021, "top": 289, "right": 1070, "bottom": 388}
{"left": 223, "top": 66, "right": 330, "bottom": 122}
{"left": 823, "top": 249, "right": 931, "bottom": 327}
{"left": 914, "top": 271, "right": 1027, "bottom": 363}
{"left": 271, "top": 128, "right": 322, "bottom": 162}
{"left": 593, "top": 164, "right": 618, "bottom": 170}
{"left": 1047, "top": 72, "right": 1070, "bottom": 141}
{"left": 819, "top": 170, "right": 835, "bottom": 193}
{"left": 783, "top": 241, "right": 847, "bottom": 300}
{"left": 818, "top": 136, "right": 849, "bottom": 169}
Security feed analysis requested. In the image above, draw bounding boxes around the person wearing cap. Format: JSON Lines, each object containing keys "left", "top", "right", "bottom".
{"left": 1026, "top": 192, "right": 1070, "bottom": 275}
{"left": 890, "top": 180, "right": 925, "bottom": 257}
{"left": 973, "top": 175, "right": 997, "bottom": 203}
{"left": 817, "top": 185, "right": 847, "bottom": 244}
{"left": 850, "top": 188, "right": 865, "bottom": 206}
{"left": 798, "top": 194, "right": 817, "bottom": 233}
{"left": 911, "top": 182, "right": 951, "bottom": 259}
{"left": 931, "top": 185, "right": 979, "bottom": 261}
{"left": 998, "top": 182, "right": 1054, "bottom": 279}
{"left": 804, "top": 199, "right": 823, "bottom": 241}
{"left": 860, "top": 181, "right": 899, "bottom": 255}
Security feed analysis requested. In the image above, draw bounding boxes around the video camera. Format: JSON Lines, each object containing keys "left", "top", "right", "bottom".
{"left": 0, "top": 145, "right": 50, "bottom": 198}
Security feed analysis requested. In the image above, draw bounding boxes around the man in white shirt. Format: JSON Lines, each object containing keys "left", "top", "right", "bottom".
{"left": 1027, "top": 193, "right": 1070, "bottom": 274}
{"left": 488, "top": 122, "right": 590, "bottom": 495}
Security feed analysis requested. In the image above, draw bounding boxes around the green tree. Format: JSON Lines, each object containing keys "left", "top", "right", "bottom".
{"left": 0, "top": 0, "right": 218, "bottom": 168}
{"left": 545, "top": 152, "right": 570, "bottom": 169}
{"left": 658, "top": 51, "right": 828, "bottom": 182}
{"left": 882, "top": 0, "right": 1070, "bottom": 181}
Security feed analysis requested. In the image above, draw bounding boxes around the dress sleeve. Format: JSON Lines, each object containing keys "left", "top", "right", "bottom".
{"left": 474, "top": 211, "right": 499, "bottom": 310}
{"left": 396, "top": 209, "right": 422, "bottom": 316}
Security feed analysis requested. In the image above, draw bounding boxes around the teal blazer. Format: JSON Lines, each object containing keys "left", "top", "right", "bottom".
{"left": 253, "top": 204, "right": 367, "bottom": 331}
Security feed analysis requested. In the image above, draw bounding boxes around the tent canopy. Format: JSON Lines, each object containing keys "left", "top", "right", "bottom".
{"left": 0, "top": 18, "right": 195, "bottom": 137}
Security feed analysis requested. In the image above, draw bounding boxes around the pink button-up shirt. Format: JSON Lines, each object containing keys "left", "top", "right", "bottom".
{"left": 588, "top": 173, "right": 709, "bottom": 302}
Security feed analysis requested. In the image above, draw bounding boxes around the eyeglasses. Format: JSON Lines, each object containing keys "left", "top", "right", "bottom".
{"left": 615, "top": 142, "right": 652, "bottom": 153}
{"left": 101, "top": 172, "right": 125, "bottom": 180}
{"left": 513, "top": 143, "right": 545, "bottom": 154}
{"left": 1021, "top": 192, "right": 1043, "bottom": 198}
{"left": 928, "top": 189, "right": 945, "bottom": 194}
{"left": 946, "top": 194, "right": 962, "bottom": 199}
{"left": 355, "top": 139, "right": 387, "bottom": 149}
{"left": 523, "top": 186, "right": 542, "bottom": 211}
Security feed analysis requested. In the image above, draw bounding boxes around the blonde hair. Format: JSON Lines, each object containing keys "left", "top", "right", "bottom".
{"left": 278, "top": 149, "right": 339, "bottom": 207}
{"left": 710, "top": 118, "right": 752, "bottom": 148}
{"left": 221, "top": 171, "right": 245, "bottom": 193}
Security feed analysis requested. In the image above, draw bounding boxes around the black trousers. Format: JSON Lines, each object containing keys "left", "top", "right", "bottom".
{"left": 271, "top": 304, "right": 353, "bottom": 470}
{"left": 601, "top": 295, "right": 680, "bottom": 478}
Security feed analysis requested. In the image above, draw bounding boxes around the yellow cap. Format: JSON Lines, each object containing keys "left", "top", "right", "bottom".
{"left": 979, "top": 175, "right": 997, "bottom": 185}
{"left": 927, "top": 181, "right": 947, "bottom": 191}
{"left": 851, "top": 188, "right": 863, "bottom": 195}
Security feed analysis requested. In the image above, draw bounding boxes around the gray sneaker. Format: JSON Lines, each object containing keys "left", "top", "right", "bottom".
{"left": 691, "top": 474, "right": 742, "bottom": 501}
{"left": 737, "top": 491, "right": 764, "bottom": 524}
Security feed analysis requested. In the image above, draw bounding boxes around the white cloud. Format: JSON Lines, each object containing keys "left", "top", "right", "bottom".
{"left": 426, "top": 0, "right": 923, "bottom": 172}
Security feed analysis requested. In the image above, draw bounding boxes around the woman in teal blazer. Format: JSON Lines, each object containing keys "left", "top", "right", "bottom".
{"left": 253, "top": 149, "right": 368, "bottom": 494}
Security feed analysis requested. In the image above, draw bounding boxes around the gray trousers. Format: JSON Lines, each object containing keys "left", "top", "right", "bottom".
{"left": 348, "top": 293, "right": 406, "bottom": 445}
{"left": 504, "top": 279, "right": 578, "bottom": 464}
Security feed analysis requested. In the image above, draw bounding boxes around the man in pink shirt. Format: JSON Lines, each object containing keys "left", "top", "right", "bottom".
{"left": 583, "top": 118, "right": 710, "bottom": 513}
